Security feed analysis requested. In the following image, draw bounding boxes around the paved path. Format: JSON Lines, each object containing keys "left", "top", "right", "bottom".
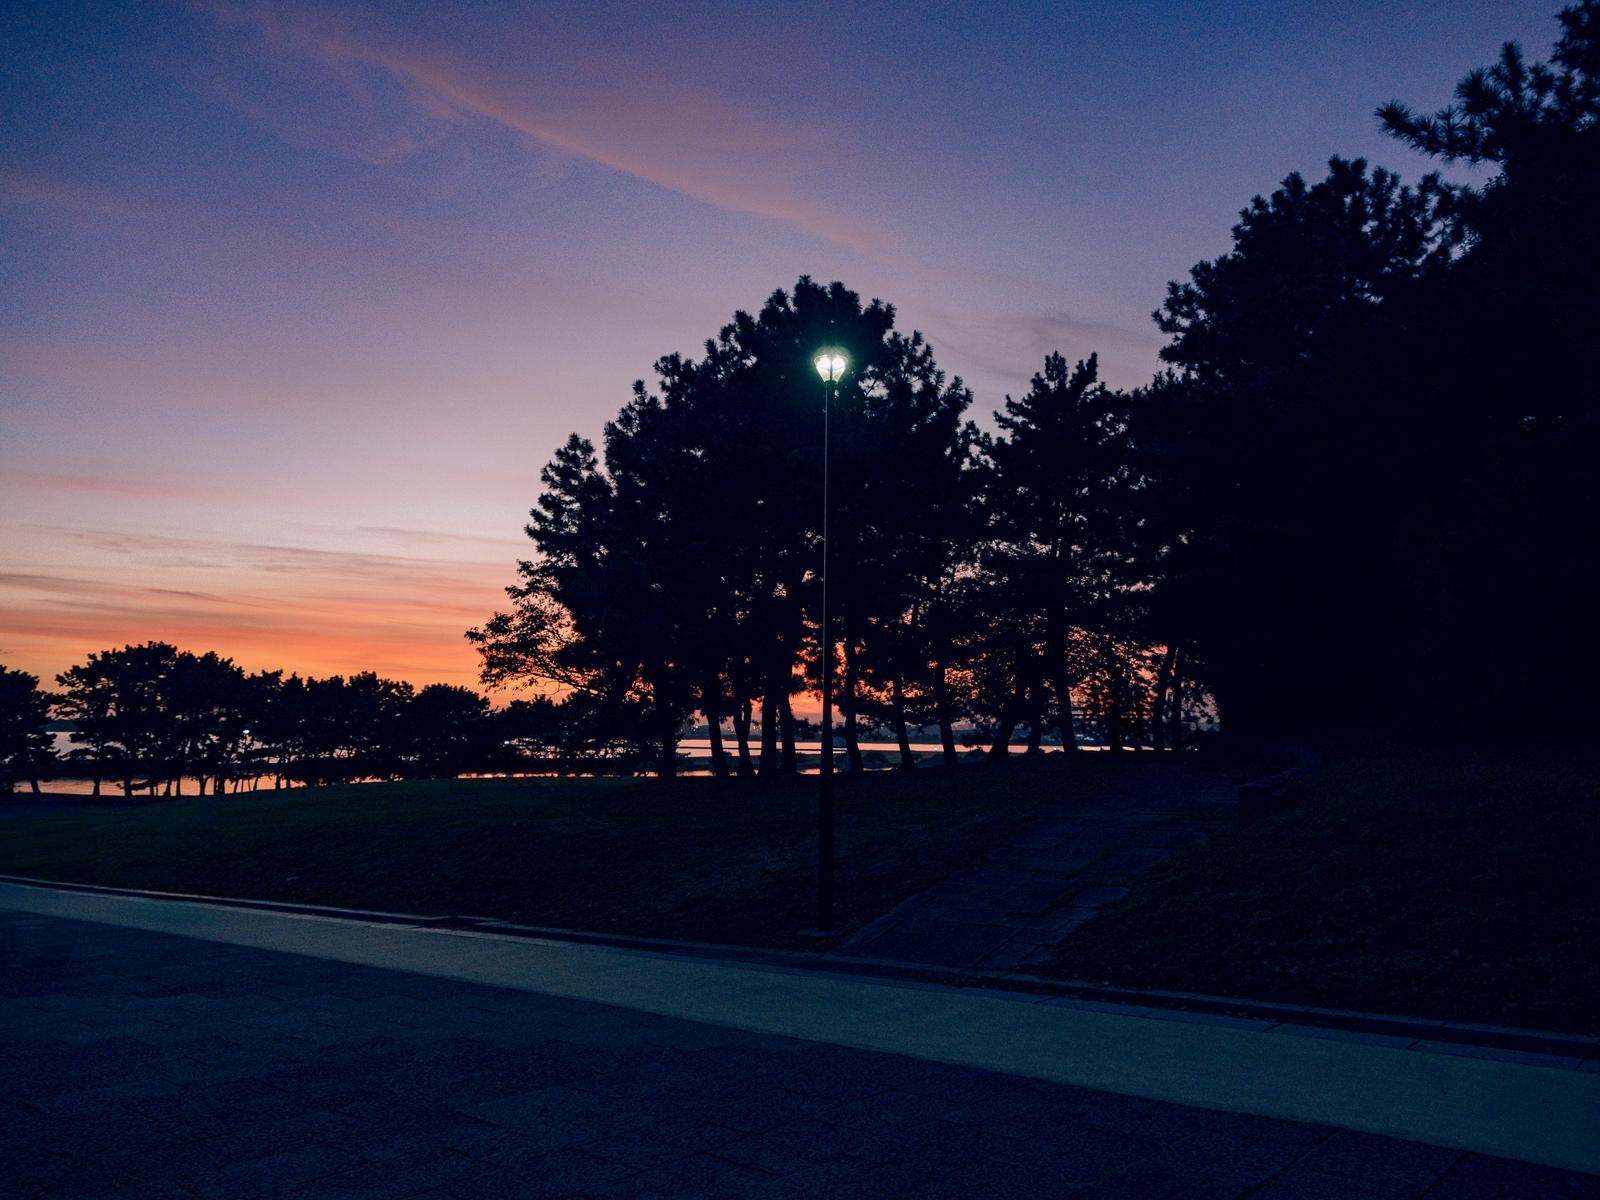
{"left": 839, "top": 765, "right": 1236, "bottom": 969}
{"left": 7, "top": 911, "right": 1600, "bottom": 1200}
{"left": 5, "top": 882, "right": 1599, "bottom": 1197}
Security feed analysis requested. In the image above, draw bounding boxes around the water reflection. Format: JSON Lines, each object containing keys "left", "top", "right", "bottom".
{"left": 29, "top": 737, "right": 1093, "bottom": 797}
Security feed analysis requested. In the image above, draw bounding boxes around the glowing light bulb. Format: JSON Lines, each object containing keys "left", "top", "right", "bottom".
{"left": 814, "top": 350, "right": 847, "bottom": 382}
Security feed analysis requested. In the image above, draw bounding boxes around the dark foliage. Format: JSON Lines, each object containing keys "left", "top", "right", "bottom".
{"left": 474, "top": 4, "right": 1598, "bottom": 759}
{"left": 0, "top": 667, "right": 56, "bottom": 794}
{"left": 1143, "top": 1, "right": 1599, "bottom": 735}
{"left": 470, "top": 279, "right": 1186, "bottom": 777}
{"left": 21, "top": 645, "right": 548, "bottom": 796}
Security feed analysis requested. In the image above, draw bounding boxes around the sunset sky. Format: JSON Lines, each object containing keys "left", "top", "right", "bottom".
{"left": 2, "top": 0, "right": 1550, "bottom": 691}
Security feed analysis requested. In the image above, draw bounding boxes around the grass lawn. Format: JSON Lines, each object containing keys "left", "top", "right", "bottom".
{"left": 0, "top": 755, "right": 1219, "bottom": 951}
{"left": 1043, "top": 745, "right": 1600, "bottom": 1035}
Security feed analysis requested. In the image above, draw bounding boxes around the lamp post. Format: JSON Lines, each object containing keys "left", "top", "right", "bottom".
{"left": 812, "top": 349, "right": 846, "bottom": 934}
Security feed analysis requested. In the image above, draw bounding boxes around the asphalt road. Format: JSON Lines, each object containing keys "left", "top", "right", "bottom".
{"left": 4, "top": 910, "right": 1597, "bottom": 1199}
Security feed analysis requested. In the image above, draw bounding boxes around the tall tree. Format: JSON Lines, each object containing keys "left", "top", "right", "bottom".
{"left": 470, "top": 277, "right": 976, "bottom": 779}
{"left": 169, "top": 651, "right": 250, "bottom": 795}
{"left": 980, "top": 352, "right": 1140, "bottom": 752}
{"left": 0, "top": 667, "right": 56, "bottom": 795}
{"left": 55, "top": 643, "right": 179, "bottom": 797}
{"left": 1373, "top": 0, "right": 1600, "bottom": 735}
{"left": 404, "top": 684, "right": 494, "bottom": 779}
{"left": 1140, "top": 159, "right": 1446, "bottom": 734}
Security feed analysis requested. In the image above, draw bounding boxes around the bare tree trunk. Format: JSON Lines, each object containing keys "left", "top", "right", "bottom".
{"left": 1107, "top": 659, "right": 1132, "bottom": 752}
{"left": 758, "top": 693, "right": 779, "bottom": 778}
{"left": 1025, "top": 665, "right": 1046, "bottom": 756}
{"left": 732, "top": 693, "right": 754, "bottom": 780}
{"left": 988, "top": 698, "right": 1017, "bottom": 760}
{"left": 891, "top": 675, "right": 915, "bottom": 769}
{"left": 703, "top": 681, "right": 730, "bottom": 779}
{"left": 842, "top": 632, "right": 864, "bottom": 774}
{"left": 932, "top": 661, "right": 959, "bottom": 767}
{"left": 27, "top": 777, "right": 41, "bottom": 796}
{"left": 1047, "top": 611, "right": 1078, "bottom": 751}
{"left": 1060, "top": 687, "right": 1079, "bottom": 750}
{"left": 778, "top": 691, "right": 798, "bottom": 775}
{"left": 1150, "top": 643, "right": 1176, "bottom": 751}
{"left": 658, "top": 715, "right": 678, "bottom": 780}
{"left": 1169, "top": 651, "right": 1186, "bottom": 752}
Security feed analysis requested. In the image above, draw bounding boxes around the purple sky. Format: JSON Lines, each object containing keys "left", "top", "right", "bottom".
{"left": 1, "top": 0, "right": 1555, "bottom": 689}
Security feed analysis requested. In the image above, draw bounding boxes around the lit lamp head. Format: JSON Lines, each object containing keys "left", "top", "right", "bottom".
{"left": 814, "top": 351, "right": 847, "bottom": 383}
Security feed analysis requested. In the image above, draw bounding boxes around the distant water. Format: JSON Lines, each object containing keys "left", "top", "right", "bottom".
{"left": 30, "top": 736, "right": 1091, "bottom": 795}
{"left": 35, "top": 777, "right": 308, "bottom": 798}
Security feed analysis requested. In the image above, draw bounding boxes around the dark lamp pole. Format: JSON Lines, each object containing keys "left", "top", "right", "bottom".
{"left": 810, "top": 349, "right": 846, "bottom": 934}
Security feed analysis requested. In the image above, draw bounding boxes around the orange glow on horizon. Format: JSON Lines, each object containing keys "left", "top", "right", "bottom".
{"left": 0, "top": 527, "right": 525, "bottom": 694}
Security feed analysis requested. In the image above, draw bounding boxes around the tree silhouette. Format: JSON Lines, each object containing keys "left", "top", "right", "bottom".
{"left": 1373, "top": 0, "right": 1600, "bottom": 735}
{"left": 168, "top": 651, "right": 250, "bottom": 795}
{"left": 1139, "top": 160, "right": 1446, "bottom": 734}
{"left": 470, "top": 278, "right": 981, "bottom": 778}
{"left": 54, "top": 643, "right": 178, "bottom": 797}
{"left": 978, "top": 352, "right": 1141, "bottom": 754}
{"left": 405, "top": 684, "right": 494, "bottom": 778}
{"left": 0, "top": 667, "right": 56, "bottom": 795}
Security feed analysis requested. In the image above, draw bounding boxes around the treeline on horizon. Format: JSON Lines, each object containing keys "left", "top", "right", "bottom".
{"left": 0, "top": 641, "right": 1129, "bottom": 797}
{"left": 468, "top": 3, "right": 1599, "bottom": 778}
{"left": 0, "top": 650, "right": 574, "bottom": 797}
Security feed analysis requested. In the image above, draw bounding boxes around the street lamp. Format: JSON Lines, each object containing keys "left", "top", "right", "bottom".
{"left": 811, "top": 349, "right": 846, "bottom": 934}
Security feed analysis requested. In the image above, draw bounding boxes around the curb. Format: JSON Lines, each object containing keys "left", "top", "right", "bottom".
{"left": 2, "top": 872, "right": 1594, "bottom": 1064}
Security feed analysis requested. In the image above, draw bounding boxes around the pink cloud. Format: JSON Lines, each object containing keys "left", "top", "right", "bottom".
{"left": 193, "top": 0, "right": 884, "bottom": 254}
{"left": 1, "top": 468, "right": 228, "bottom": 505}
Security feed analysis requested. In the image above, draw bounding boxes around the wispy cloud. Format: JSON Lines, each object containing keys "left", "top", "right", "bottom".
{"left": 1, "top": 469, "right": 227, "bottom": 505}
{"left": 0, "top": 169, "right": 147, "bottom": 222}
{"left": 191, "top": 0, "right": 882, "bottom": 254}
{"left": 0, "top": 333, "right": 247, "bottom": 403}
{"left": 33, "top": 525, "right": 505, "bottom": 583}
{"left": 357, "top": 525, "right": 526, "bottom": 552}
{"left": 0, "top": 572, "right": 265, "bottom": 610}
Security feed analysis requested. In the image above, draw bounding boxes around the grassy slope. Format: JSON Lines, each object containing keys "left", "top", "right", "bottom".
{"left": 0, "top": 756, "right": 1195, "bottom": 950}
{"left": 1044, "top": 746, "right": 1600, "bottom": 1034}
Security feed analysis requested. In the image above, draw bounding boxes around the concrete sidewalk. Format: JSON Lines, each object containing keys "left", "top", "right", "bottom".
{"left": 2, "top": 879, "right": 1596, "bottom": 1179}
